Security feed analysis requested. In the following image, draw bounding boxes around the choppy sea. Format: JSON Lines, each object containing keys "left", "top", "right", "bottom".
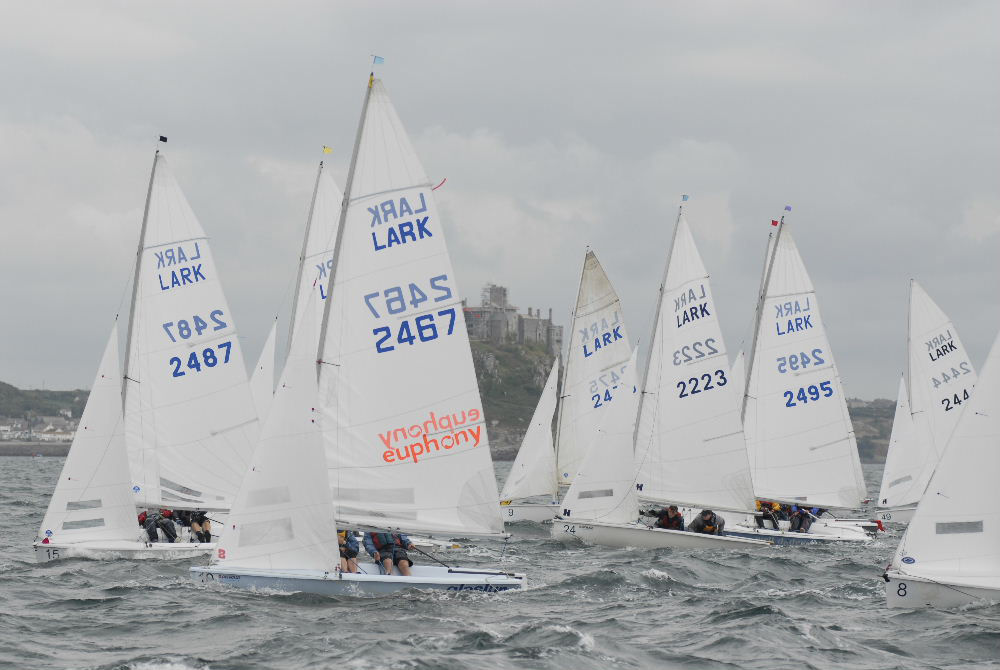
{"left": 2, "top": 457, "right": 998, "bottom": 670}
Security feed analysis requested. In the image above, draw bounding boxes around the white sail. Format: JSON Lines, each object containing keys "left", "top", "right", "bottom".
{"left": 731, "top": 350, "right": 746, "bottom": 411}
{"left": 635, "top": 216, "right": 755, "bottom": 512}
{"left": 318, "top": 77, "right": 503, "bottom": 536}
{"left": 212, "top": 295, "right": 339, "bottom": 571}
{"left": 250, "top": 319, "right": 277, "bottom": 423}
{"left": 742, "top": 223, "right": 866, "bottom": 509}
{"left": 500, "top": 358, "right": 559, "bottom": 502}
{"left": 555, "top": 250, "right": 631, "bottom": 486}
{"left": 560, "top": 348, "right": 640, "bottom": 525}
{"left": 287, "top": 163, "right": 344, "bottom": 360}
{"left": 38, "top": 324, "right": 138, "bottom": 544}
{"left": 123, "top": 153, "right": 259, "bottom": 510}
{"left": 877, "top": 376, "right": 923, "bottom": 508}
{"left": 891, "top": 328, "right": 1000, "bottom": 586}
{"left": 906, "top": 281, "right": 978, "bottom": 476}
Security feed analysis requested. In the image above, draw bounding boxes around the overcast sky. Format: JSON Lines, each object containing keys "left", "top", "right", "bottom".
{"left": 2, "top": 1, "right": 998, "bottom": 399}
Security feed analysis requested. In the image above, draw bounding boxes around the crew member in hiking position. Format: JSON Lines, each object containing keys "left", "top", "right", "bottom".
{"left": 642, "top": 505, "right": 684, "bottom": 530}
{"left": 364, "top": 531, "right": 416, "bottom": 576}
{"left": 138, "top": 509, "right": 177, "bottom": 543}
{"left": 338, "top": 530, "right": 360, "bottom": 573}
{"left": 688, "top": 509, "right": 725, "bottom": 535}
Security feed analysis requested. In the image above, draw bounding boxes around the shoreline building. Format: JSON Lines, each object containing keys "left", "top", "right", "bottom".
{"left": 464, "top": 283, "right": 563, "bottom": 356}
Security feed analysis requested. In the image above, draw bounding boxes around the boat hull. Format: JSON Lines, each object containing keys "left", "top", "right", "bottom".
{"left": 500, "top": 502, "right": 559, "bottom": 524}
{"left": 33, "top": 540, "right": 213, "bottom": 563}
{"left": 551, "top": 519, "right": 773, "bottom": 551}
{"left": 885, "top": 570, "right": 1000, "bottom": 609}
{"left": 873, "top": 506, "right": 916, "bottom": 526}
{"left": 726, "top": 516, "right": 872, "bottom": 544}
{"left": 190, "top": 563, "right": 526, "bottom": 596}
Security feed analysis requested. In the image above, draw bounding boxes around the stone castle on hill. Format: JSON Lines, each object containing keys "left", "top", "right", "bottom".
{"left": 463, "top": 283, "right": 563, "bottom": 356}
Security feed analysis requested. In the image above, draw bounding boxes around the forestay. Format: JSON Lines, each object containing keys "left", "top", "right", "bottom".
{"left": 318, "top": 78, "right": 503, "bottom": 536}
{"left": 742, "top": 223, "right": 866, "bottom": 509}
{"left": 250, "top": 320, "right": 277, "bottom": 424}
{"left": 555, "top": 251, "right": 631, "bottom": 486}
{"left": 635, "top": 216, "right": 754, "bottom": 512}
{"left": 901, "top": 281, "right": 978, "bottom": 500}
{"left": 500, "top": 358, "right": 559, "bottom": 502}
{"left": 212, "top": 297, "right": 339, "bottom": 571}
{"left": 38, "top": 325, "right": 138, "bottom": 544}
{"left": 287, "top": 163, "right": 344, "bottom": 359}
{"left": 892, "top": 328, "right": 1000, "bottom": 585}
{"left": 561, "top": 349, "right": 640, "bottom": 524}
{"left": 123, "top": 154, "right": 259, "bottom": 510}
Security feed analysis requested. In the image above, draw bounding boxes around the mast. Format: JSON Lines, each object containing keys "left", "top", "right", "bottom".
{"left": 552, "top": 251, "right": 589, "bottom": 482}
{"left": 286, "top": 161, "right": 325, "bottom": 362}
{"left": 633, "top": 195, "right": 687, "bottom": 447}
{"left": 740, "top": 206, "right": 790, "bottom": 422}
{"left": 551, "top": 351, "right": 563, "bottom": 497}
{"left": 317, "top": 74, "right": 376, "bottom": 372}
{"left": 121, "top": 150, "right": 160, "bottom": 412}
{"left": 904, "top": 278, "right": 914, "bottom": 403}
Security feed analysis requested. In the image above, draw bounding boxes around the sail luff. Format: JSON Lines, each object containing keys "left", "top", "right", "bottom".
{"left": 317, "top": 75, "right": 376, "bottom": 372}
{"left": 121, "top": 151, "right": 160, "bottom": 413}
{"left": 286, "top": 162, "right": 325, "bottom": 363}
{"left": 741, "top": 216, "right": 785, "bottom": 423}
{"left": 553, "top": 252, "right": 589, "bottom": 474}
{"left": 634, "top": 199, "right": 685, "bottom": 448}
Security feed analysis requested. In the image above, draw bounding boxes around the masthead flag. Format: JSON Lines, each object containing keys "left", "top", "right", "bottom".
{"left": 322, "top": 146, "right": 333, "bottom": 154}
{"left": 771, "top": 220, "right": 780, "bottom": 227}
{"left": 681, "top": 194, "right": 689, "bottom": 202}
{"left": 158, "top": 136, "right": 168, "bottom": 143}
{"left": 372, "top": 55, "right": 384, "bottom": 65}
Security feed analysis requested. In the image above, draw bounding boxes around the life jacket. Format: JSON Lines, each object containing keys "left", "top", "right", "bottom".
{"left": 338, "top": 530, "right": 347, "bottom": 540}
{"left": 370, "top": 532, "right": 400, "bottom": 552}
{"left": 702, "top": 524, "right": 716, "bottom": 533}
{"left": 137, "top": 511, "right": 148, "bottom": 526}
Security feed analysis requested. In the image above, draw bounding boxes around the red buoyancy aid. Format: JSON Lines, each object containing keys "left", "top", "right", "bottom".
{"left": 370, "top": 532, "right": 400, "bottom": 552}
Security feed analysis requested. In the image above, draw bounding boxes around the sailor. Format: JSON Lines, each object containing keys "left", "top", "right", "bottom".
{"left": 364, "top": 531, "right": 416, "bottom": 576}
{"left": 138, "top": 509, "right": 177, "bottom": 543}
{"left": 653, "top": 505, "right": 684, "bottom": 531}
{"left": 189, "top": 510, "right": 212, "bottom": 543}
{"left": 338, "top": 530, "right": 360, "bottom": 573}
{"left": 688, "top": 509, "right": 725, "bottom": 535}
{"left": 754, "top": 500, "right": 782, "bottom": 530}
{"left": 788, "top": 506, "right": 813, "bottom": 533}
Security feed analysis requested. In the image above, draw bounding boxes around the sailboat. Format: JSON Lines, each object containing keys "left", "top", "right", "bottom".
{"left": 884, "top": 327, "right": 1000, "bottom": 608}
{"left": 875, "top": 281, "right": 978, "bottom": 525}
{"left": 499, "top": 250, "right": 632, "bottom": 523}
{"left": 34, "top": 325, "right": 210, "bottom": 561}
{"left": 498, "top": 358, "right": 561, "bottom": 522}
{"left": 730, "top": 208, "right": 873, "bottom": 543}
{"left": 552, "top": 345, "right": 771, "bottom": 551}
{"left": 35, "top": 149, "right": 259, "bottom": 561}
{"left": 190, "top": 74, "right": 525, "bottom": 594}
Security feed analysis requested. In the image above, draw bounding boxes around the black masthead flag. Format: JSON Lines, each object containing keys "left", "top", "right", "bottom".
{"left": 158, "top": 135, "right": 168, "bottom": 143}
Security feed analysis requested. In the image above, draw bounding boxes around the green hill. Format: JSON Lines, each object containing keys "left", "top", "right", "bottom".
{"left": 0, "top": 381, "right": 87, "bottom": 419}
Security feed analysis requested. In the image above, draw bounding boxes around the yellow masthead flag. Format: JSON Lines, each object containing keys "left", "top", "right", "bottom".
{"left": 322, "top": 146, "right": 333, "bottom": 154}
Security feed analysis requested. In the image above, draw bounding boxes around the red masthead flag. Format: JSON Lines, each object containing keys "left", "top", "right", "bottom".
{"left": 771, "top": 219, "right": 779, "bottom": 226}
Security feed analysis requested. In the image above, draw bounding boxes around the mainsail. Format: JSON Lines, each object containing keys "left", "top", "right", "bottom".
{"left": 877, "top": 376, "right": 921, "bottom": 508}
{"left": 634, "top": 213, "right": 755, "bottom": 512}
{"left": 38, "top": 324, "right": 138, "bottom": 544}
{"left": 500, "top": 358, "right": 560, "bottom": 502}
{"left": 742, "top": 218, "right": 866, "bottom": 509}
{"left": 317, "top": 77, "right": 503, "bottom": 536}
{"left": 891, "top": 328, "right": 1000, "bottom": 585}
{"left": 554, "top": 251, "right": 631, "bottom": 486}
{"left": 123, "top": 153, "right": 259, "bottom": 510}
{"left": 560, "top": 348, "right": 640, "bottom": 524}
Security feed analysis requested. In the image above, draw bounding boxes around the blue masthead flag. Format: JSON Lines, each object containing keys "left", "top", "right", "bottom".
{"left": 784, "top": 205, "right": 792, "bottom": 212}
{"left": 372, "top": 55, "right": 384, "bottom": 65}
{"left": 681, "top": 194, "right": 689, "bottom": 202}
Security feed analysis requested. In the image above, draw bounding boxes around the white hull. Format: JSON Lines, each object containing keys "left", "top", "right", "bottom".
{"left": 501, "top": 502, "right": 559, "bottom": 524}
{"left": 190, "top": 563, "right": 525, "bottom": 596}
{"left": 885, "top": 569, "right": 1000, "bottom": 609}
{"left": 873, "top": 506, "right": 916, "bottom": 525}
{"left": 551, "top": 519, "right": 773, "bottom": 551}
{"left": 34, "top": 540, "right": 213, "bottom": 563}
{"left": 726, "top": 515, "right": 873, "bottom": 544}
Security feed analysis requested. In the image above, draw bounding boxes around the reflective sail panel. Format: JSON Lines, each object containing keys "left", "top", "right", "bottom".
{"left": 635, "top": 216, "right": 754, "bottom": 512}
{"left": 124, "top": 155, "right": 258, "bottom": 509}
{"left": 743, "top": 226, "right": 866, "bottom": 509}
{"left": 555, "top": 251, "right": 631, "bottom": 486}
{"left": 39, "top": 325, "right": 138, "bottom": 543}
{"left": 319, "top": 79, "right": 503, "bottom": 536}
